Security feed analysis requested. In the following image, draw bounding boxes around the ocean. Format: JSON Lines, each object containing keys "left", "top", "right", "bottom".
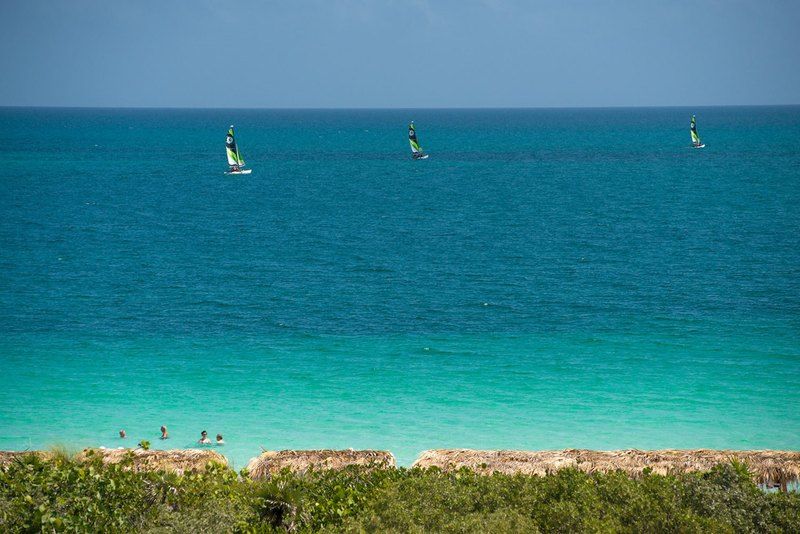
{"left": 1, "top": 107, "right": 798, "bottom": 468}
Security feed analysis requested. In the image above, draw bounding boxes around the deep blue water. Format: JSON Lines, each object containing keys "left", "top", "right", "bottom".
{"left": 1, "top": 107, "right": 799, "bottom": 467}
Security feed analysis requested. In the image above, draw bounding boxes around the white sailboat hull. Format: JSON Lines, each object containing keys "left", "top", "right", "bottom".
{"left": 412, "top": 154, "right": 429, "bottom": 160}
{"left": 693, "top": 144, "right": 705, "bottom": 149}
{"left": 225, "top": 169, "right": 252, "bottom": 175}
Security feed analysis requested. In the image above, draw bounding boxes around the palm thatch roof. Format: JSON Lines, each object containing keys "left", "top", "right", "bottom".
{"left": 246, "top": 449, "right": 396, "bottom": 480}
{"left": 75, "top": 448, "right": 228, "bottom": 474}
{"left": 0, "top": 450, "right": 52, "bottom": 467}
{"left": 412, "top": 449, "right": 800, "bottom": 486}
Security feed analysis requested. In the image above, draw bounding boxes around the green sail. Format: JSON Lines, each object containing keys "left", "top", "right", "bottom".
{"left": 408, "top": 123, "right": 423, "bottom": 155}
{"left": 690, "top": 115, "right": 701, "bottom": 145}
{"left": 225, "top": 127, "right": 245, "bottom": 166}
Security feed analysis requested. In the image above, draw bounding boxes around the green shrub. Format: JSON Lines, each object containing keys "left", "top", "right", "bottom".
{"left": 0, "top": 455, "right": 798, "bottom": 533}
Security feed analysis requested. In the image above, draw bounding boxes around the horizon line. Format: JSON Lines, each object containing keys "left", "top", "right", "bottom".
{"left": 1, "top": 103, "right": 799, "bottom": 112}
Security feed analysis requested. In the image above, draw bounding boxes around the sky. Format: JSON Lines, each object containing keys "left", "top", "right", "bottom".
{"left": 1, "top": 0, "right": 799, "bottom": 108}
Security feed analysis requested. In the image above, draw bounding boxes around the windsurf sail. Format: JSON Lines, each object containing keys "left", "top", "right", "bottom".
{"left": 408, "top": 122, "right": 423, "bottom": 156}
{"left": 226, "top": 126, "right": 245, "bottom": 167}
{"left": 690, "top": 115, "right": 701, "bottom": 146}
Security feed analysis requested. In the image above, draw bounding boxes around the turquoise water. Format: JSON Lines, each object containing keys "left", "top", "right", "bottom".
{"left": 1, "top": 107, "right": 799, "bottom": 468}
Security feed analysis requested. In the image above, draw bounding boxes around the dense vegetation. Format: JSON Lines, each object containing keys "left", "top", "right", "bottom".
{"left": 1, "top": 451, "right": 798, "bottom": 533}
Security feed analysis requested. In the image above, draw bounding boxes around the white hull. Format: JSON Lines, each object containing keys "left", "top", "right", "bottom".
{"left": 225, "top": 169, "right": 252, "bottom": 175}
{"left": 413, "top": 154, "right": 429, "bottom": 160}
{"left": 693, "top": 144, "right": 705, "bottom": 149}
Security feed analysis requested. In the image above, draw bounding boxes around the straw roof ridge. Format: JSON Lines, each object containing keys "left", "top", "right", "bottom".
{"left": 411, "top": 449, "right": 800, "bottom": 485}
{"left": 0, "top": 450, "right": 53, "bottom": 467}
{"left": 246, "top": 449, "right": 396, "bottom": 480}
{"left": 1, "top": 448, "right": 228, "bottom": 475}
{"left": 76, "top": 447, "right": 229, "bottom": 474}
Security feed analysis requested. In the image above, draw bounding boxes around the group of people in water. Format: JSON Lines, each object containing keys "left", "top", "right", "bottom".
{"left": 118, "top": 426, "right": 225, "bottom": 446}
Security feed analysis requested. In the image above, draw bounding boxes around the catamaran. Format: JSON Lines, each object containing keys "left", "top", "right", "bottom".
{"left": 690, "top": 115, "right": 705, "bottom": 149}
{"left": 408, "top": 122, "right": 429, "bottom": 159}
{"left": 225, "top": 126, "right": 252, "bottom": 174}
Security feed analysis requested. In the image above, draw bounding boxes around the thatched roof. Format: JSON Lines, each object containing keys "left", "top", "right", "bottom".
{"left": 246, "top": 449, "right": 396, "bottom": 480}
{"left": 0, "top": 450, "right": 52, "bottom": 467}
{"left": 413, "top": 449, "right": 800, "bottom": 486}
{"left": 75, "top": 448, "right": 229, "bottom": 474}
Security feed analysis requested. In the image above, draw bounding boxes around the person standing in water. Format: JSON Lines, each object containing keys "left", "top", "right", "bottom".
{"left": 119, "top": 429, "right": 126, "bottom": 439}
{"left": 198, "top": 430, "right": 211, "bottom": 444}
{"left": 160, "top": 426, "right": 168, "bottom": 440}
{"left": 215, "top": 434, "right": 225, "bottom": 445}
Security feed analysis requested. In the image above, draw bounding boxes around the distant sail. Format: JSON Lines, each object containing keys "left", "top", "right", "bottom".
{"left": 408, "top": 122, "right": 423, "bottom": 156}
{"left": 226, "top": 126, "right": 245, "bottom": 167}
{"left": 690, "top": 115, "right": 701, "bottom": 146}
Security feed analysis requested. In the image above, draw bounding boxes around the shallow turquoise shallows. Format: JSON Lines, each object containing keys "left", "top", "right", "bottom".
{"left": 1, "top": 107, "right": 799, "bottom": 468}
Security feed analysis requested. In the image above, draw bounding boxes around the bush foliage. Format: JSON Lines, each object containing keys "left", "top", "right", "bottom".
{"left": 1, "top": 452, "right": 798, "bottom": 533}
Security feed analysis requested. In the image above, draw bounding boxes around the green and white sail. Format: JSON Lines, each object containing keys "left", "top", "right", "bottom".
{"left": 690, "top": 115, "right": 701, "bottom": 146}
{"left": 408, "top": 122, "right": 423, "bottom": 156}
{"left": 225, "top": 126, "right": 245, "bottom": 167}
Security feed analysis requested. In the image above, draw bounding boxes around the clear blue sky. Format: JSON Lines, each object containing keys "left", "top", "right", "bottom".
{"left": 1, "top": 0, "right": 798, "bottom": 108}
